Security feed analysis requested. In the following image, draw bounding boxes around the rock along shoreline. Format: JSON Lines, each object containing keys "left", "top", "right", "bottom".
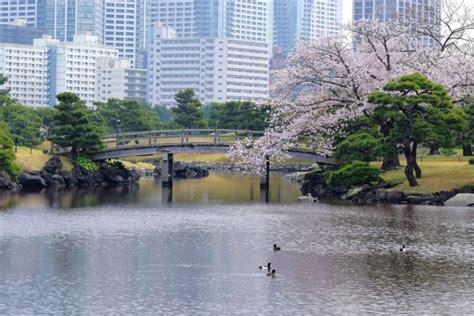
{"left": 1, "top": 156, "right": 141, "bottom": 192}
{"left": 300, "top": 169, "right": 474, "bottom": 207}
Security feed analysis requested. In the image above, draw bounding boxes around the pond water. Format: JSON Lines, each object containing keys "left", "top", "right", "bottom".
{"left": 0, "top": 174, "right": 473, "bottom": 314}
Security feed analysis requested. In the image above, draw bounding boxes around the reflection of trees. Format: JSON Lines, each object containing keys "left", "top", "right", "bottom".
{"left": 0, "top": 191, "right": 19, "bottom": 210}
{"left": 41, "top": 184, "right": 141, "bottom": 209}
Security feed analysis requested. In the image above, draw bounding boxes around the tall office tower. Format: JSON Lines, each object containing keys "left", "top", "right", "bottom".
{"left": 0, "top": 19, "right": 45, "bottom": 44}
{"left": 273, "top": 0, "right": 343, "bottom": 55}
{"left": 353, "top": 0, "right": 441, "bottom": 44}
{"left": 38, "top": 0, "right": 105, "bottom": 42}
{"left": 103, "top": 0, "right": 140, "bottom": 67}
{"left": 0, "top": 0, "right": 40, "bottom": 27}
{"left": 1, "top": 0, "right": 104, "bottom": 43}
{"left": 147, "top": 23, "right": 269, "bottom": 107}
{"left": 146, "top": 0, "right": 273, "bottom": 44}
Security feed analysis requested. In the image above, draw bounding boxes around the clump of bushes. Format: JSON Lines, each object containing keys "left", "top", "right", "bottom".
{"left": 75, "top": 156, "right": 98, "bottom": 171}
{"left": 468, "top": 158, "right": 474, "bottom": 165}
{"left": 329, "top": 161, "right": 380, "bottom": 188}
{"left": 105, "top": 159, "right": 125, "bottom": 169}
{"left": 334, "top": 132, "right": 381, "bottom": 164}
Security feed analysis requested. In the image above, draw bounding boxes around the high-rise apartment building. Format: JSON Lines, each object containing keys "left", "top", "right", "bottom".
{"left": 0, "top": 41, "right": 50, "bottom": 107}
{"left": 52, "top": 34, "right": 117, "bottom": 106}
{"left": 147, "top": 23, "right": 269, "bottom": 107}
{"left": 95, "top": 57, "right": 147, "bottom": 103}
{"left": 273, "top": 0, "right": 343, "bottom": 54}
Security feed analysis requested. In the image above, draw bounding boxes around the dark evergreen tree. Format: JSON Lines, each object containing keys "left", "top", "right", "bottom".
{"left": 49, "top": 93, "right": 105, "bottom": 158}
{"left": 171, "top": 89, "right": 206, "bottom": 128}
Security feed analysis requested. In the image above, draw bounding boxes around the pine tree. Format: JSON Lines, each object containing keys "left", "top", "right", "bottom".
{"left": 49, "top": 93, "right": 105, "bottom": 158}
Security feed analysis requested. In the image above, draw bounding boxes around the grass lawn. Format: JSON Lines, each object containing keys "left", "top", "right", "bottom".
{"left": 373, "top": 154, "right": 474, "bottom": 193}
{"left": 119, "top": 160, "right": 156, "bottom": 170}
{"left": 15, "top": 147, "right": 73, "bottom": 172}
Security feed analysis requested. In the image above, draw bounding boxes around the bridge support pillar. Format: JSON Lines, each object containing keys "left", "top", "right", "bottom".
{"left": 260, "top": 155, "right": 270, "bottom": 189}
{"left": 162, "top": 153, "right": 174, "bottom": 187}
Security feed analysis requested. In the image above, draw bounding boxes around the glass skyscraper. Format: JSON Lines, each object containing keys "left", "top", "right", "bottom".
{"left": 353, "top": 0, "right": 441, "bottom": 45}
{"left": 1, "top": 0, "right": 104, "bottom": 42}
{"left": 273, "top": 0, "right": 343, "bottom": 55}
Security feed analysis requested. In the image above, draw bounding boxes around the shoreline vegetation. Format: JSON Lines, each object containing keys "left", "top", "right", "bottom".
{"left": 9, "top": 144, "right": 474, "bottom": 196}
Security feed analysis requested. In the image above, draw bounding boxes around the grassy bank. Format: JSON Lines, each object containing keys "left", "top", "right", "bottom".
{"left": 15, "top": 147, "right": 73, "bottom": 172}
{"left": 374, "top": 154, "right": 473, "bottom": 193}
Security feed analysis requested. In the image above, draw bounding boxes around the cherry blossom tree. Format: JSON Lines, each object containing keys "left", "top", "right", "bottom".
{"left": 228, "top": 3, "right": 474, "bottom": 175}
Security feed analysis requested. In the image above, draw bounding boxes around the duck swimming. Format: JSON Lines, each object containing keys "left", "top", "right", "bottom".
{"left": 273, "top": 244, "right": 281, "bottom": 251}
{"left": 267, "top": 269, "right": 276, "bottom": 276}
{"left": 259, "top": 262, "right": 271, "bottom": 270}
{"left": 400, "top": 245, "right": 406, "bottom": 252}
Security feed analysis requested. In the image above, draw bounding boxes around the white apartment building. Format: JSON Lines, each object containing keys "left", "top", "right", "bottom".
{"left": 0, "top": 42, "right": 50, "bottom": 107}
{"left": 95, "top": 57, "right": 147, "bottom": 103}
{"left": 52, "top": 34, "right": 118, "bottom": 106}
{"left": 147, "top": 0, "right": 273, "bottom": 44}
{"left": 147, "top": 23, "right": 269, "bottom": 107}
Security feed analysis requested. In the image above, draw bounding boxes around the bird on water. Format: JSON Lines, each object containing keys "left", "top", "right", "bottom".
{"left": 259, "top": 262, "right": 271, "bottom": 271}
{"left": 400, "top": 245, "right": 406, "bottom": 252}
{"left": 273, "top": 244, "right": 281, "bottom": 251}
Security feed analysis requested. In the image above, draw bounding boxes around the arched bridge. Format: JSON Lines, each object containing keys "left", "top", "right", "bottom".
{"left": 86, "top": 129, "right": 337, "bottom": 165}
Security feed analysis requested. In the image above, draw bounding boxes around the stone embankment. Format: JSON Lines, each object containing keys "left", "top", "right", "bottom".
{"left": 18, "top": 156, "right": 140, "bottom": 191}
{"left": 153, "top": 162, "right": 210, "bottom": 179}
{"left": 299, "top": 169, "right": 474, "bottom": 206}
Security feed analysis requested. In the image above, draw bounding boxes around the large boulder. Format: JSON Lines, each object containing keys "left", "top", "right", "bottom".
{"left": 42, "top": 156, "right": 63, "bottom": 175}
{"left": 386, "top": 190, "right": 404, "bottom": 204}
{"left": 41, "top": 156, "right": 66, "bottom": 187}
{"left": 19, "top": 172, "right": 47, "bottom": 189}
{"left": 62, "top": 171, "right": 78, "bottom": 187}
{"left": 72, "top": 166, "right": 104, "bottom": 186}
{"left": 445, "top": 193, "right": 474, "bottom": 207}
{"left": 0, "top": 171, "right": 20, "bottom": 191}
{"left": 173, "top": 162, "right": 209, "bottom": 179}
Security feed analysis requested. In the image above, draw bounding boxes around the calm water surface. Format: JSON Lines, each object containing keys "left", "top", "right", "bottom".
{"left": 0, "top": 173, "right": 473, "bottom": 314}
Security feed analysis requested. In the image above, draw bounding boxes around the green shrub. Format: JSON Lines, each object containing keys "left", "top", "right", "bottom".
{"left": 75, "top": 156, "right": 98, "bottom": 171}
{"left": 0, "top": 120, "right": 20, "bottom": 178}
{"left": 334, "top": 132, "right": 381, "bottom": 164}
{"left": 105, "top": 159, "right": 125, "bottom": 169}
{"left": 329, "top": 161, "right": 380, "bottom": 188}
{"left": 469, "top": 158, "right": 474, "bottom": 165}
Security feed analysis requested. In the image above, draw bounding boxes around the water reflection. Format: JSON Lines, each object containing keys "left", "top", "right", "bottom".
{"left": 0, "top": 173, "right": 302, "bottom": 210}
{"left": 1, "top": 173, "right": 473, "bottom": 314}
{"left": 0, "top": 203, "right": 472, "bottom": 314}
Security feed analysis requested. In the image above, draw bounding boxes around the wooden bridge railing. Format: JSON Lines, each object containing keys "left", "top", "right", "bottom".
{"left": 103, "top": 129, "right": 265, "bottom": 151}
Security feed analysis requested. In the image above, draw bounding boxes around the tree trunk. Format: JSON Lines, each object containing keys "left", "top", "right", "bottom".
{"left": 71, "top": 145, "right": 78, "bottom": 160}
{"left": 381, "top": 150, "right": 401, "bottom": 171}
{"left": 413, "top": 141, "right": 422, "bottom": 178}
{"left": 428, "top": 142, "right": 440, "bottom": 155}
{"left": 463, "top": 143, "right": 473, "bottom": 156}
{"left": 403, "top": 110, "right": 418, "bottom": 187}
{"left": 380, "top": 119, "right": 400, "bottom": 170}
